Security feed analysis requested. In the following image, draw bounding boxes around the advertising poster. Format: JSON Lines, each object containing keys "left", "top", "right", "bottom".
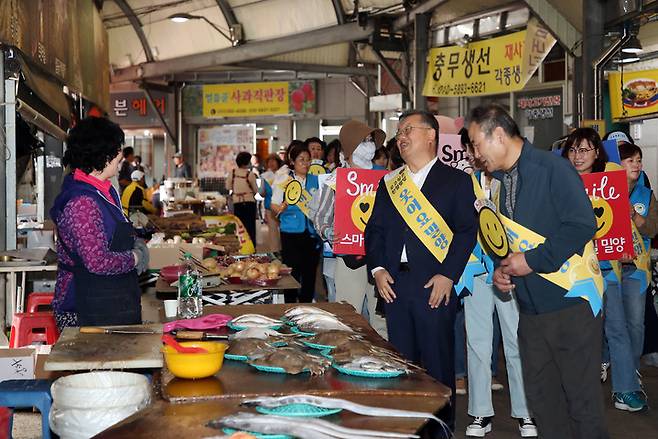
{"left": 581, "top": 170, "right": 634, "bottom": 260}
{"left": 197, "top": 125, "right": 256, "bottom": 178}
{"left": 334, "top": 168, "right": 388, "bottom": 255}
{"left": 609, "top": 68, "right": 658, "bottom": 120}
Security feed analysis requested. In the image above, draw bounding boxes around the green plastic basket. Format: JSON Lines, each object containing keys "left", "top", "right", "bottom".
{"left": 250, "top": 364, "right": 309, "bottom": 374}
{"left": 227, "top": 321, "right": 283, "bottom": 331}
{"left": 222, "top": 428, "right": 291, "bottom": 439}
{"left": 256, "top": 403, "right": 342, "bottom": 417}
{"left": 332, "top": 363, "right": 405, "bottom": 378}
{"left": 224, "top": 353, "right": 249, "bottom": 361}
{"left": 301, "top": 340, "right": 335, "bottom": 350}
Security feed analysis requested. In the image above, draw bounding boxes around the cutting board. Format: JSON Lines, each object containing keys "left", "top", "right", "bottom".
{"left": 45, "top": 324, "right": 164, "bottom": 371}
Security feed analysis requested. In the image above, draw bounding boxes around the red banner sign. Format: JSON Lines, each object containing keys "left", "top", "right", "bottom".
{"left": 334, "top": 168, "right": 388, "bottom": 255}
{"left": 581, "top": 170, "right": 634, "bottom": 260}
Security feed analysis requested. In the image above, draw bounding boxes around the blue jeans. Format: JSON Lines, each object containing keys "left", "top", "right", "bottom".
{"left": 604, "top": 266, "right": 646, "bottom": 393}
{"left": 455, "top": 306, "right": 466, "bottom": 378}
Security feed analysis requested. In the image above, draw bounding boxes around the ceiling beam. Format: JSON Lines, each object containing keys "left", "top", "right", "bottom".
{"left": 331, "top": 0, "right": 346, "bottom": 25}
{"left": 111, "top": 0, "right": 155, "bottom": 62}
{"left": 523, "top": 0, "right": 582, "bottom": 56}
{"left": 111, "top": 0, "right": 439, "bottom": 84}
{"left": 393, "top": 0, "right": 449, "bottom": 31}
{"left": 215, "top": 0, "right": 239, "bottom": 26}
{"left": 112, "top": 21, "right": 375, "bottom": 82}
{"left": 232, "top": 60, "right": 377, "bottom": 76}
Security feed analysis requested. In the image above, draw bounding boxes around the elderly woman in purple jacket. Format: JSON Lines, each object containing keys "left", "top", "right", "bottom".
{"left": 50, "top": 117, "right": 149, "bottom": 329}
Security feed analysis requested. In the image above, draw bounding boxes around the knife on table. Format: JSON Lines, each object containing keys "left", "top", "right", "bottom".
{"left": 79, "top": 327, "right": 228, "bottom": 340}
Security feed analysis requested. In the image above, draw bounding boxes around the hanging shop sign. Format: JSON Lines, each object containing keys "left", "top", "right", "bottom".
{"left": 110, "top": 91, "right": 174, "bottom": 128}
{"left": 334, "top": 168, "right": 388, "bottom": 255}
{"left": 581, "top": 170, "right": 634, "bottom": 261}
{"left": 202, "top": 81, "right": 316, "bottom": 118}
{"left": 197, "top": 124, "right": 256, "bottom": 178}
{"left": 608, "top": 69, "right": 658, "bottom": 120}
{"left": 423, "top": 18, "right": 555, "bottom": 97}
{"left": 581, "top": 119, "right": 606, "bottom": 137}
{"left": 513, "top": 88, "right": 563, "bottom": 150}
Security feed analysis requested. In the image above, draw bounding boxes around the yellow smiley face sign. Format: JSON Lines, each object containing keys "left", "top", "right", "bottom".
{"left": 308, "top": 163, "right": 327, "bottom": 176}
{"left": 479, "top": 207, "right": 509, "bottom": 258}
{"left": 590, "top": 197, "right": 613, "bottom": 239}
{"left": 284, "top": 180, "right": 303, "bottom": 205}
{"left": 351, "top": 191, "right": 376, "bottom": 232}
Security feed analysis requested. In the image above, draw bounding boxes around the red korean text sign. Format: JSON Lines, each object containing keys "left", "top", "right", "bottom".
{"left": 581, "top": 170, "right": 634, "bottom": 260}
{"left": 334, "top": 168, "right": 388, "bottom": 255}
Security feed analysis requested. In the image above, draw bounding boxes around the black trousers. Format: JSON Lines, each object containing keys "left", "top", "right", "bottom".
{"left": 518, "top": 302, "right": 609, "bottom": 439}
{"left": 234, "top": 201, "right": 257, "bottom": 245}
{"left": 384, "top": 269, "right": 457, "bottom": 433}
{"left": 280, "top": 231, "right": 320, "bottom": 303}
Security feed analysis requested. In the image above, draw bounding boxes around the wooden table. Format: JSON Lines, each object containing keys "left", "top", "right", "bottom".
{"left": 98, "top": 394, "right": 448, "bottom": 439}
{"left": 44, "top": 324, "right": 164, "bottom": 371}
{"left": 53, "top": 303, "right": 452, "bottom": 438}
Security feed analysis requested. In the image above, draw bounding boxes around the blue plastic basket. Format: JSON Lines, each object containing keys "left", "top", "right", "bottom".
{"left": 250, "top": 364, "right": 309, "bottom": 374}
{"left": 224, "top": 353, "right": 249, "bottom": 361}
{"left": 301, "top": 340, "right": 335, "bottom": 350}
{"left": 228, "top": 321, "right": 283, "bottom": 331}
{"left": 256, "top": 403, "right": 342, "bottom": 417}
{"left": 290, "top": 326, "right": 315, "bottom": 336}
{"left": 332, "top": 363, "right": 405, "bottom": 378}
{"left": 222, "top": 428, "right": 291, "bottom": 439}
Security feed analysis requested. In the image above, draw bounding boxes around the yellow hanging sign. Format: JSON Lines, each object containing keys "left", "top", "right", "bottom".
{"left": 423, "top": 19, "right": 555, "bottom": 98}
{"left": 608, "top": 69, "right": 658, "bottom": 120}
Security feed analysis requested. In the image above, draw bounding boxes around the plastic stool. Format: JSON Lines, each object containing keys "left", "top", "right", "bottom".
{"left": 9, "top": 313, "right": 59, "bottom": 348}
{"left": 0, "top": 380, "right": 52, "bottom": 439}
{"left": 0, "top": 407, "right": 11, "bottom": 439}
{"left": 26, "top": 293, "right": 54, "bottom": 313}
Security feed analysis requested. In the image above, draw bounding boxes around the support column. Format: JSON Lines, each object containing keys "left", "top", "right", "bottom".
{"left": 4, "top": 78, "right": 17, "bottom": 251}
{"left": 582, "top": 0, "right": 605, "bottom": 120}
{"left": 414, "top": 13, "right": 430, "bottom": 111}
{"left": 0, "top": 52, "right": 5, "bottom": 328}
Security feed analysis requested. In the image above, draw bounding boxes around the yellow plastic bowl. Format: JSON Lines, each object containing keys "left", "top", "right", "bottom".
{"left": 162, "top": 341, "right": 228, "bottom": 379}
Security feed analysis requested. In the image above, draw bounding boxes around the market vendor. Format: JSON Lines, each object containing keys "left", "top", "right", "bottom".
{"left": 121, "top": 169, "right": 158, "bottom": 216}
{"left": 50, "top": 117, "right": 149, "bottom": 329}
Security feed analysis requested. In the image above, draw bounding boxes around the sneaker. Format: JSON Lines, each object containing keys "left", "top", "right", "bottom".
{"left": 613, "top": 391, "right": 648, "bottom": 412}
{"left": 466, "top": 416, "right": 492, "bottom": 437}
{"left": 456, "top": 377, "right": 467, "bottom": 395}
{"left": 518, "top": 417, "right": 538, "bottom": 437}
{"left": 600, "top": 362, "right": 610, "bottom": 383}
{"left": 491, "top": 377, "right": 504, "bottom": 391}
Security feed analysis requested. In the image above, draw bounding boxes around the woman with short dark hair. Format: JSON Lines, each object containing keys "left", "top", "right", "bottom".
{"left": 228, "top": 151, "right": 258, "bottom": 245}
{"left": 51, "top": 117, "right": 148, "bottom": 329}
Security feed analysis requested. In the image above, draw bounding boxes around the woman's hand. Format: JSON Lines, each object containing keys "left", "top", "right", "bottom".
{"left": 632, "top": 212, "right": 646, "bottom": 229}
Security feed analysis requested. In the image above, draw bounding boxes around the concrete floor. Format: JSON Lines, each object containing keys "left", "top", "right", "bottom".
{"left": 454, "top": 360, "right": 658, "bottom": 439}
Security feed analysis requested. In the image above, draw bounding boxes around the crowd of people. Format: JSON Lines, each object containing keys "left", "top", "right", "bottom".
{"left": 50, "top": 107, "right": 658, "bottom": 439}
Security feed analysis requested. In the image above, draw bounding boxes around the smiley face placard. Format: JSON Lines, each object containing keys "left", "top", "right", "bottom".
{"left": 478, "top": 206, "right": 510, "bottom": 258}
{"left": 284, "top": 180, "right": 303, "bottom": 205}
{"left": 581, "top": 170, "right": 634, "bottom": 261}
{"left": 334, "top": 168, "right": 388, "bottom": 255}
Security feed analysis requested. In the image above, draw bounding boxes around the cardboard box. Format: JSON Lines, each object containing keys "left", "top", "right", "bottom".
{"left": 0, "top": 348, "right": 36, "bottom": 382}
{"left": 148, "top": 243, "right": 205, "bottom": 270}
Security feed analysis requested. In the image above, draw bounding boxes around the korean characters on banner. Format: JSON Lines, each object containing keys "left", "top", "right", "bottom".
{"left": 202, "top": 81, "right": 316, "bottom": 118}
{"left": 581, "top": 170, "right": 634, "bottom": 260}
{"left": 423, "top": 18, "right": 555, "bottom": 98}
{"left": 334, "top": 168, "right": 388, "bottom": 255}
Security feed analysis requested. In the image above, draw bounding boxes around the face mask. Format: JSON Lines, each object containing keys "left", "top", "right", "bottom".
{"left": 339, "top": 151, "right": 348, "bottom": 168}
{"left": 351, "top": 140, "right": 376, "bottom": 169}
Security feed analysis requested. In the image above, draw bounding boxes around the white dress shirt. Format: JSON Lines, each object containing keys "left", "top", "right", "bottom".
{"left": 372, "top": 156, "right": 438, "bottom": 276}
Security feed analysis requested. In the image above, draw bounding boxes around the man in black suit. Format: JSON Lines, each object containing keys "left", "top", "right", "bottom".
{"left": 365, "top": 110, "right": 478, "bottom": 430}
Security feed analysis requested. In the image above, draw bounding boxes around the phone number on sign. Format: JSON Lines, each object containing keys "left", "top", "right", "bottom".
{"left": 432, "top": 81, "right": 487, "bottom": 96}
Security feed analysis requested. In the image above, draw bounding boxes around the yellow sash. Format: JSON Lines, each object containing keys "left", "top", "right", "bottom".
{"left": 473, "top": 174, "right": 605, "bottom": 315}
{"left": 385, "top": 167, "right": 453, "bottom": 263}
{"left": 277, "top": 176, "right": 312, "bottom": 217}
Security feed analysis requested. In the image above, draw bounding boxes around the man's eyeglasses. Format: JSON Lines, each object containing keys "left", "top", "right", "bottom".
{"left": 566, "top": 146, "right": 595, "bottom": 155}
{"left": 395, "top": 125, "right": 432, "bottom": 139}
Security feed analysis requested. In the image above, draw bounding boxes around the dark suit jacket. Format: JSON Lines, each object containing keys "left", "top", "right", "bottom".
{"left": 365, "top": 160, "right": 478, "bottom": 286}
